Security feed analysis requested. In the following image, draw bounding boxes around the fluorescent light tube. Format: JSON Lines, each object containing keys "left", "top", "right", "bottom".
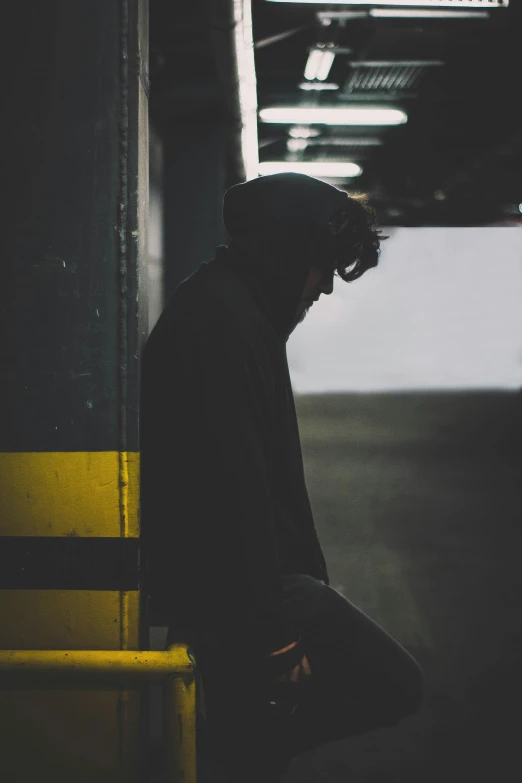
{"left": 316, "top": 50, "right": 335, "bottom": 81}
{"left": 370, "top": 9, "right": 490, "bottom": 17}
{"left": 266, "top": 0, "right": 507, "bottom": 6}
{"left": 312, "top": 137, "right": 383, "bottom": 146}
{"left": 259, "top": 161, "right": 362, "bottom": 177}
{"left": 299, "top": 82, "right": 339, "bottom": 91}
{"left": 304, "top": 49, "right": 324, "bottom": 80}
{"left": 287, "top": 139, "right": 309, "bottom": 152}
{"left": 259, "top": 107, "right": 407, "bottom": 126}
{"left": 317, "top": 9, "right": 490, "bottom": 20}
{"left": 289, "top": 126, "right": 321, "bottom": 138}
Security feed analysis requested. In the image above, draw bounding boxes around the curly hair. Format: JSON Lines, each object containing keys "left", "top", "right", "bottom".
{"left": 323, "top": 191, "right": 387, "bottom": 282}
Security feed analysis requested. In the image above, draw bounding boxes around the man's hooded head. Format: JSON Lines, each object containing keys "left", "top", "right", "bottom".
{"left": 217, "top": 173, "right": 383, "bottom": 341}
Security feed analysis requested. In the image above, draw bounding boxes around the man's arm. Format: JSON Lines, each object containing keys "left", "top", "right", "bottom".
{"left": 192, "top": 327, "right": 305, "bottom": 677}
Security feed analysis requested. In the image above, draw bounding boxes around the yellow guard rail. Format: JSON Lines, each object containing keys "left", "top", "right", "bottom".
{"left": 0, "top": 643, "right": 197, "bottom": 783}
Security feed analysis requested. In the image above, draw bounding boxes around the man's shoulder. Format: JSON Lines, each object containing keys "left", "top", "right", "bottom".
{"left": 148, "top": 261, "right": 278, "bottom": 369}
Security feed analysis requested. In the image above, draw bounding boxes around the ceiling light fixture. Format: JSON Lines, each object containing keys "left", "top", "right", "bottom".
{"left": 304, "top": 49, "right": 324, "bottom": 80}
{"left": 289, "top": 126, "right": 322, "bottom": 138}
{"left": 317, "top": 9, "right": 490, "bottom": 19}
{"left": 316, "top": 50, "right": 335, "bottom": 81}
{"left": 370, "top": 9, "right": 490, "bottom": 17}
{"left": 304, "top": 47, "right": 335, "bottom": 81}
{"left": 267, "top": 0, "right": 508, "bottom": 7}
{"left": 287, "top": 139, "right": 309, "bottom": 152}
{"left": 312, "top": 137, "right": 383, "bottom": 146}
{"left": 259, "top": 161, "right": 362, "bottom": 178}
{"left": 299, "top": 81, "right": 339, "bottom": 91}
{"left": 259, "top": 106, "right": 408, "bottom": 126}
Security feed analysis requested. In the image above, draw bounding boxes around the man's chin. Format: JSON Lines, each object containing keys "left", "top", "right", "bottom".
{"left": 299, "top": 304, "right": 311, "bottom": 323}
{"left": 286, "top": 304, "right": 311, "bottom": 340}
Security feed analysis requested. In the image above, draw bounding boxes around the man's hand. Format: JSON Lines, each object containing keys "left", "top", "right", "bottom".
{"left": 272, "top": 653, "right": 312, "bottom": 686}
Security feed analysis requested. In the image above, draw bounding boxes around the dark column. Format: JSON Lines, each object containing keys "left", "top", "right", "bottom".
{"left": 0, "top": 2, "right": 148, "bottom": 780}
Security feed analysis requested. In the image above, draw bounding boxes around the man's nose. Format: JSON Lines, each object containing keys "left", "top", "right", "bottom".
{"left": 319, "top": 275, "right": 334, "bottom": 296}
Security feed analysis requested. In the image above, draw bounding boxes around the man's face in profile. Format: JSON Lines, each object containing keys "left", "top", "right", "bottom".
{"left": 287, "top": 264, "right": 335, "bottom": 338}
{"left": 297, "top": 264, "right": 335, "bottom": 320}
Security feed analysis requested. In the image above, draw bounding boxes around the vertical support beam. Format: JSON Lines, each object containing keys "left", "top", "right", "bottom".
{"left": 207, "top": 0, "right": 259, "bottom": 186}
{"left": 0, "top": 1, "right": 148, "bottom": 779}
{"left": 163, "top": 672, "right": 197, "bottom": 783}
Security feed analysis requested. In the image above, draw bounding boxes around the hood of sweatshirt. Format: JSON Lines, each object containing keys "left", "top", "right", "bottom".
{"left": 215, "top": 173, "right": 349, "bottom": 341}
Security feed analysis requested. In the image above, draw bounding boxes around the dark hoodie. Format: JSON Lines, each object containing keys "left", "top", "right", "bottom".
{"left": 141, "top": 174, "right": 348, "bottom": 676}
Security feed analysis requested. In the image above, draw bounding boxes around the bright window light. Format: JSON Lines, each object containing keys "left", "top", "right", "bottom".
{"left": 287, "top": 228, "right": 522, "bottom": 393}
{"left": 259, "top": 161, "right": 362, "bottom": 177}
{"left": 259, "top": 107, "right": 407, "bottom": 126}
{"left": 266, "top": 0, "right": 508, "bottom": 7}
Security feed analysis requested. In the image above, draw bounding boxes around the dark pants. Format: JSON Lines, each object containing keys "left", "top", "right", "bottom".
{"left": 167, "top": 574, "right": 424, "bottom": 783}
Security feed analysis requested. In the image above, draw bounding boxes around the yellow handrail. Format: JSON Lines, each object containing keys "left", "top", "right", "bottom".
{"left": 0, "top": 644, "right": 197, "bottom": 783}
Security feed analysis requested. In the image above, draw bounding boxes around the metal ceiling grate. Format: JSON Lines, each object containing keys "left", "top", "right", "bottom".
{"left": 344, "top": 61, "right": 442, "bottom": 94}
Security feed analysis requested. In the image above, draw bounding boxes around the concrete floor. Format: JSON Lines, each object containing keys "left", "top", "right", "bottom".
{"left": 284, "top": 390, "right": 522, "bottom": 783}
{"left": 147, "top": 390, "right": 522, "bottom": 782}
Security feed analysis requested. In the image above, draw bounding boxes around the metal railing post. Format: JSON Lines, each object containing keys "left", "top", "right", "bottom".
{"left": 0, "top": 646, "right": 197, "bottom": 782}
{"left": 163, "top": 670, "right": 197, "bottom": 783}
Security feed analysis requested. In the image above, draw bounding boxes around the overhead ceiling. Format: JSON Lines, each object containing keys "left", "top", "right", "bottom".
{"left": 150, "top": 0, "right": 522, "bottom": 226}
{"left": 253, "top": 0, "right": 521, "bottom": 226}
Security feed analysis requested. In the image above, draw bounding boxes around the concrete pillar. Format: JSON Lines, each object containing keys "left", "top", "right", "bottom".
{"left": 0, "top": 1, "right": 148, "bottom": 779}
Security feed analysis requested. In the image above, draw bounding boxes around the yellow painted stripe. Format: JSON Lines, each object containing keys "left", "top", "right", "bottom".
{"left": 0, "top": 452, "right": 139, "bottom": 537}
{"left": 0, "top": 690, "right": 141, "bottom": 781}
{"left": 0, "top": 590, "right": 140, "bottom": 649}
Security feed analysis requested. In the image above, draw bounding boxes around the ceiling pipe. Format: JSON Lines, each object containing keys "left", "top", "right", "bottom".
{"left": 206, "top": 0, "right": 259, "bottom": 185}
{"left": 255, "top": 26, "right": 306, "bottom": 50}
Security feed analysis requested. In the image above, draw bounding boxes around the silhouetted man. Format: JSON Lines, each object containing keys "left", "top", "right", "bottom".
{"left": 141, "top": 173, "right": 423, "bottom": 783}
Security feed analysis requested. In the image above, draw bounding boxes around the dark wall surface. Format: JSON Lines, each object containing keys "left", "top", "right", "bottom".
{"left": 161, "top": 117, "right": 227, "bottom": 299}
{"left": 149, "top": 0, "right": 229, "bottom": 303}
{"left": 288, "top": 390, "right": 522, "bottom": 783}
{"left": 2, "top": 1, "right": 143, "bottom": 453}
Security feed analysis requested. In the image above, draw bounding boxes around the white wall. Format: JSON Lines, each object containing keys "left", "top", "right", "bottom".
{"left": 288, "top": 228, "right": 522, "bottom": 393}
